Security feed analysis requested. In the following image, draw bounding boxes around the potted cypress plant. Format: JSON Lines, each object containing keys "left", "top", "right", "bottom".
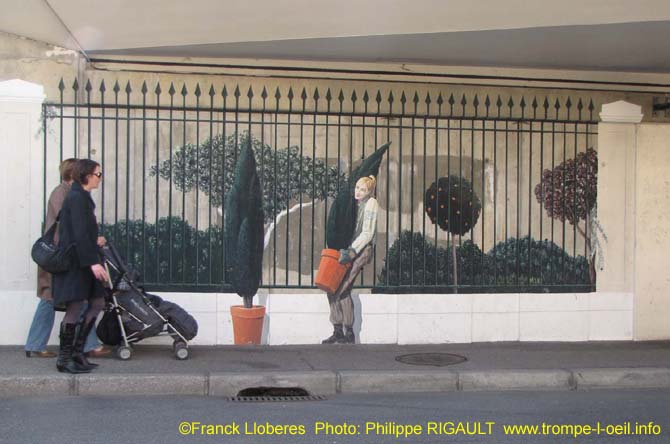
{"left": 225, "top": 142, "right": 265, "bottom": 344}
{"left": 315, "top": 142, "right": 390, "bottom": 292}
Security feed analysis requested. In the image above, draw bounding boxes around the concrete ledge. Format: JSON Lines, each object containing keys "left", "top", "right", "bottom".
{"left": 209, "top": 371, "right": 337, "bottom": 397}
{"left": 76, "top": 374, "right": 207, "bottom": 396}
{"left": 338, "top": 370, "right": 458, "bottom": 393}
{"left": 574, "top": 368, "right": 670, "bottom": 390}
{"left": 458, "top": 370, "right": 573, "bottom": 391}
{"left": 0, "top": 375, "right": 72, "bottom": 397}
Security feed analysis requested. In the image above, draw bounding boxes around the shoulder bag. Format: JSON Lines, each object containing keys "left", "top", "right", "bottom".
{"left": 31, "top": 212, "right": 74, "bottom": 274}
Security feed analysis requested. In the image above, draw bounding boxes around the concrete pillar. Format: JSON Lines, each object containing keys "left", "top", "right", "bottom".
{"left": 0, "top": 79, "right": 45, "bottom": 292}
{"left": 633, "top": 123, "right": 670, "bottom": 339}
{"left": 596, "top": 100, "right": 642, "bottom": 334}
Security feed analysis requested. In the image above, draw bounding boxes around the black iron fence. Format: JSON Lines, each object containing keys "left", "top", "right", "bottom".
{"left": 42, "top": 78, "right": 598, "bottom": 293}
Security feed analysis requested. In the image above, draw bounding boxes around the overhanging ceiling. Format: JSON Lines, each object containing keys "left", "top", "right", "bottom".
{"left": 2, "top": 0, "right": 670, "bottom": 73}
{"left": 90, "top": 21, "right": 670, "bottom": 73}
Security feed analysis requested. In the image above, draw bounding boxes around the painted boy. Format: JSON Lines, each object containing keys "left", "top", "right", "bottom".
{"left": 323, "top": 175, "right": 379, "bottom": 344}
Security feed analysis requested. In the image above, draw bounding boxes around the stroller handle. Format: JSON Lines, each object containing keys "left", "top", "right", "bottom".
{"left": 101, "top": 242, "right": 129, "bottom": 274}
{"left": 103, "top": 262, "right": 114, "bottom": 289}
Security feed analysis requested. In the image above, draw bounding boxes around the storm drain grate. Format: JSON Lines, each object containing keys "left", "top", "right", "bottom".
{"left": 395, "top": 352, "right": 467, "bottom": 367}
{"left": 228, "top": 395, "right": 327, "bottom": 402}
{"left": 227, "top": 387, "right": 327, "bottom": 402}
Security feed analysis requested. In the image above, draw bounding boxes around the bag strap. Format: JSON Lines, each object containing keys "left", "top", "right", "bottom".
{"left": 42, "top": 219, "right": 58, "bottom": 242}
{"left": 44, "top": 209, "right": 76, "bottom": 246}
{"left": 42, "top": 209, "right": 65, "bottom": 242}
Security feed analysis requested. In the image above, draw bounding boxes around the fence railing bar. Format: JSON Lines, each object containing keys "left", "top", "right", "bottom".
{"left": 125, "top": 82, "right": 132, "bottom": 271}
{"left": 481, "top": 119, "right": 486, "bottom": 286}
{"left": 515, "top": 115, "right": 521, "bottom": 286}
{"left": 58, "top": 80, "right": 65, "bottom": 161}
{"left": 493, "top": 119, "right": 498, "bottom": 285}
{"left": 311, "top": 89, "right": 318, "bottom": 286}
{"left": 179, "top": 84, "right": 188, "bottom": 283}
{"left": 372, "top": 104, "right": 379, "bottom": 287}
{"left": 205, "top": 86, "right": 214, "bottom": 284}
{"left": 409, "top": 93, "right": 416, "bottom": 286}
{"left": 573, "top": 122, "right": 579, "bottom": 282}
{"left": 86, "top": 80, "right": 92, "bottom": 159}
{"left": 42, "top": 106, "right": 48, "bottom": 225}
{"left": 550, "top": 121, "right": 556, "bottom": 283}
{"left": 273, "top": 89, "right": 279, "bottom": 286}
{"left": 299, "top": 89, "right": 306, "bottom": 286}
{"left": 469, "top": 116, "right": 475, "bottom": 283}
{"left": 100, "top": 83, "right": 106, "bottom": 233}
{"left": 397, "top": 92, "right": 403, "bottom": 286}
{"left": 48, "top": 101, "right": 599, "bottom": 124}
{"left": 527, "top": 118, "right": 533, "bottom": 285}
{"left": 286, "top": 88, "right": 293, "bottom": 286}
{"left": 384, "top": 92, "right": 391, "bottom": 286}
{"left": 434, "top": 98, "right": 442, "bottom": 286}
{"left": 141, "top": 83, "right": 148, "bottom": 281}
{"left": 155, "top": 84, "right": 162, "bottom": 284}
{"left": 422, "top": 96, "right": 429, "bottom": 287}
{"left": 538, "top": 121, "right": 544, "bottom": 285}
{"left": 113, "top": 82, "right": 120, "bottom": 264}
{"left": 50, "top": 112, "right": 600, "bottom": 133}
{"left": 221, "top": 87, "right": 228, "bottom": 286}
{"left": 168, "top": 84, "right": 175, "bottom": 282}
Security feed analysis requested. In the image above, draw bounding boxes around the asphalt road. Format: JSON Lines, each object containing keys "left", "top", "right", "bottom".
{"left": 1, "top": 389, "right": 669, "bottom": 444}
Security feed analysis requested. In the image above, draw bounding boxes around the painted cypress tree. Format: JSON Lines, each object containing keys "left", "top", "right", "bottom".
{"left": 425, "top": 175, "right": 481, "bottom": 288}
{"left": 326, "top": 142, "right": 391, "bottom": 250}
{"left": 224, "top": 143, "right": 265, "bottom": 308}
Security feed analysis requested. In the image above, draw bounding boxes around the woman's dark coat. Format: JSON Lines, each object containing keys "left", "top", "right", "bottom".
{"left": 52, "top": 182, "right": 102, "bottom": 305}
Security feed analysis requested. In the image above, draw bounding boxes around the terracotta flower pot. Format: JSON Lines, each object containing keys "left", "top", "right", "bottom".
{"left": 315, "top": 248, "right": 351, "bottom": 293}
{"left": 230, "top": 305, "right": 266, "bottom": 345}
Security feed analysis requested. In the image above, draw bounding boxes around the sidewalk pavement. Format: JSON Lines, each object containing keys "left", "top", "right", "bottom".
{"left": 2, "top": 341, "right": 670, "bottom": 397}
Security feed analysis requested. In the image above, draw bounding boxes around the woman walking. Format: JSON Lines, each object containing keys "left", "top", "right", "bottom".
{"left": 53, "top": 159, "right": 109, "bottom": 373}
{"left": 26, "top": 158, "right": 107, "bottom": 359}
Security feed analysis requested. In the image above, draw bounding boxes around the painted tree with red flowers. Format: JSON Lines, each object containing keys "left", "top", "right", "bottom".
{"left": 534, "top": 147, "right": 598, "bottom": 282}
{"left": 425, "top": 175, "right": 481, "bottom": 288}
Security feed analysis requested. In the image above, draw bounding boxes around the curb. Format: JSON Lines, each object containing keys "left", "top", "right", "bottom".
{"left": 338, "top": 370, "right": 458, "bottom": 393}
{"left": 458, "top": 369, "right": 572, "bottom": 391}
{"left": 573, "top": 368, "right": 670, "bottom": 390}
{"left": 0, "top": 375, "right": 72, "bottom": 397}
{"left": 3, "top": 368, "right": 670, "bottom": 397}
{"left": 76, "top": 373, "right": 208, "bottom": 396}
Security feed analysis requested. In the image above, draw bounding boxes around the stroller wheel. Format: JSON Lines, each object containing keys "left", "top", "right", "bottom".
{"left": 174, "top": 342, "right": 189, "bottom": 360}
{"left": 116, "top": 345, "right": 132, "bottom": 361}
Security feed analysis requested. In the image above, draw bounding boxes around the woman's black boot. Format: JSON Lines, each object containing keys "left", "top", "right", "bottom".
{"left": 56, "top": 323, "right": 90, "bottom": 374}
{"left": 72, "top": 320, "right": 99, "bottom": 370}
{"left": 322, "top": 324, "right": 344, "bottom": 344}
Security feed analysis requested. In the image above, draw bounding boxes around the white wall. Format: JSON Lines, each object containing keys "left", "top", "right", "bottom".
{"left": 2, "top": 291, "right": 632, "bottom": 346}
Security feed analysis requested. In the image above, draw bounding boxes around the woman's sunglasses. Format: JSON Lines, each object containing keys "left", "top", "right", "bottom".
{"left": 92, "top": 172, "right": 103, "bottom": 178}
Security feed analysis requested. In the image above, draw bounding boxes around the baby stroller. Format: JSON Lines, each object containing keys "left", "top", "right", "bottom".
{"left": 96, "top": 243, "right": 198, "bottom": 361}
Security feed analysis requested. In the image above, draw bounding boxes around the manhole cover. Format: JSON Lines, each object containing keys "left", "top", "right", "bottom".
{"left": 395, "top": 353, "right": 467, "bottom": 367}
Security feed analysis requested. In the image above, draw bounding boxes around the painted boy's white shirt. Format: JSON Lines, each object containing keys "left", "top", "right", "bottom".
{"left": 350, "top": 197, "right": 379, "bottom": 254}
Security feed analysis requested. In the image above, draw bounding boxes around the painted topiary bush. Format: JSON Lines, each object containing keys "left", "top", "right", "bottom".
{"left": 425, "top": 175, "right": 481, "bottom": 236}
{"left": 424, "top": 175, "right": 482, "bottom": 288}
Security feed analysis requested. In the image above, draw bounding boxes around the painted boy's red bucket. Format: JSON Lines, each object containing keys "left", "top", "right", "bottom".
{"left": 315, "top": 248, "right": 351, "bottom": 293}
